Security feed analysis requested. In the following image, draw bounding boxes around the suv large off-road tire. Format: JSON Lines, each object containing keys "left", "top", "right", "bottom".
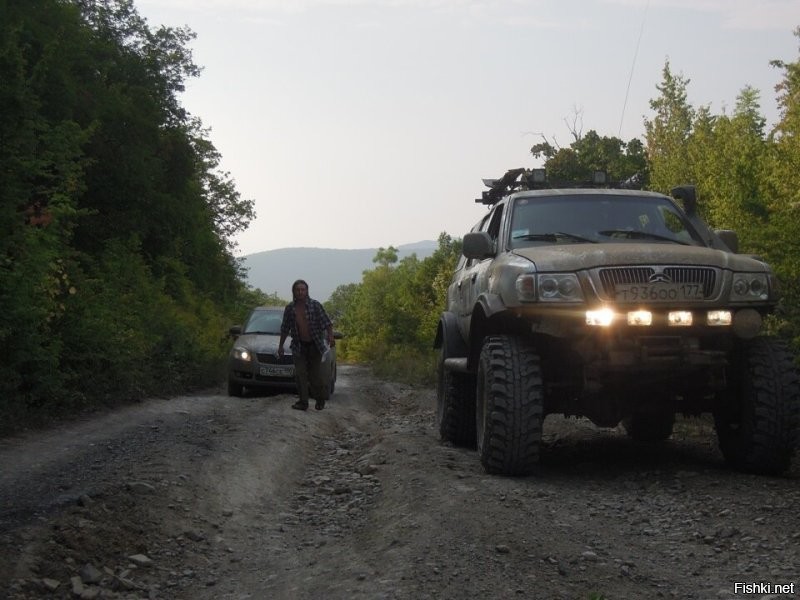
{"left": 714, "top": 337, "right": 800, "bottom": 475}
{"left": 436, "top": 346, "right": 476, "bottom": 447}
{"left": 622, "top": 412, "right": 675, "bottom": 442}
{"left": 476, "top": 335, "right": 544, "bottom": 475}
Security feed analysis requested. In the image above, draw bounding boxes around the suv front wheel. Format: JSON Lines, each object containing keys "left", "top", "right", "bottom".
{"left": 476, "top": 335, "right": 544, "bottom": 475}
{"left": 714, "top": 337, "right": 800, "bottom": 475}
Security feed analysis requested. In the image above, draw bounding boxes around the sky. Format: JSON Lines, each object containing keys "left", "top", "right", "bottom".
{"left": 134, "top": 0, "right": 800, "bottom": 256}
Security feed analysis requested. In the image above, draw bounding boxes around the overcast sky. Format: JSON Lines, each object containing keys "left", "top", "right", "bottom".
{"left": 135, "top": 0, "right": 800, "bottom": 256}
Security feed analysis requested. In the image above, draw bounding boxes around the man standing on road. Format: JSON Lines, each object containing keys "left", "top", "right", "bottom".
{"left": 278, "top": 279, "right": 335, "bottom": 411}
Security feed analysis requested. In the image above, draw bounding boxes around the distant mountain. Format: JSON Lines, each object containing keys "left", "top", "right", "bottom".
{"left": 241, "top": 241, "right": 439, "bottom": 302}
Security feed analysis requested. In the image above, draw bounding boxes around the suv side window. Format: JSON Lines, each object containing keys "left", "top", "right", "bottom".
{"left": 486, "top": 204, "right": 504, "bottom": 245}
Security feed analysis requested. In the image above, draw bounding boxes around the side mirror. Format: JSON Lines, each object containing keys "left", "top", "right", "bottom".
{"left": 229, "top": 325, "right": 242, "bottom": 338}
{"left": 463, "top": 232, "right": 493, "bottom": 260}
{"left": 715, "top": 230, "right": 739, "bottom": 253}
{"left": 333, "top": 331, "right": 344, "bottom": 340}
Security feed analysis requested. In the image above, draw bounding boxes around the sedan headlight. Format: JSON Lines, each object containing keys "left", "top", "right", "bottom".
{"left": 730, "top": 273, "right": 769, "bottom": 301}
{"left": 232, "top": 347, "right": 252, "bottom": 362}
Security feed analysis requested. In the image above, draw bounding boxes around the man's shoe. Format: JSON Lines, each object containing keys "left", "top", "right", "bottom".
{"left": 315, "top": 400, "right": 325, "bottom": 410}
{"left": 291, "top": 401, "right": 308, "bottom": 411}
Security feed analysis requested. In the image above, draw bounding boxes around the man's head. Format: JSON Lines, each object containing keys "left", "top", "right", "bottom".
{"left": 292, "top": 279, "right": 309, "bottom": 302}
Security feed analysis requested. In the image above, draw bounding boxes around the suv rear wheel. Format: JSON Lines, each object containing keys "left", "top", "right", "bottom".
{"left": 714, "top": 337, "right": 800, "bottom": 475}
{"left": 476, "top": 335, "right": 544, "bottom": 475}
{"left": 436, "top": 345, "right": 476, "bottom": 447}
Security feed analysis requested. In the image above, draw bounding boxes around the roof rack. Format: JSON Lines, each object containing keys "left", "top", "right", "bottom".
{"left": 475, "top": 168, "right": 641, "bottom": 205}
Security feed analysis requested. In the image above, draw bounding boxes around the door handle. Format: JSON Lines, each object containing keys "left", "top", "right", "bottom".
{"left": 471, "top": 273, "right": 477, "bottom": 283}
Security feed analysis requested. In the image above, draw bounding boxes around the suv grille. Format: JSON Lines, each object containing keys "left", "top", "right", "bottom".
{"left": 599, "top": 266, "right": 717, "bottom": 298}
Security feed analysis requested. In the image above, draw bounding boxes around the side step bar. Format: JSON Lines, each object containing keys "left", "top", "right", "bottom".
{"left": 443, "top": 357, "right": 469, "bottom": 373}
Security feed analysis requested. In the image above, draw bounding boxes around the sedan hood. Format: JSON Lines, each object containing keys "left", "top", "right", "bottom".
{"left": 235, "top": 334, "right": 292, "bottom": 354}
{"left": 511, "top": 243, "right": 768, "bottom": 272}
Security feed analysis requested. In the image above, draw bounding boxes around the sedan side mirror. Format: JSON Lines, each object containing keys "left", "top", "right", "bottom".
{"left": 229, "top": 325, "right": 242, "bottom": 338}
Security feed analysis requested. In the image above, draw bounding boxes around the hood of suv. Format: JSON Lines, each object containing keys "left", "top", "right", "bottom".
{"left": 511, "top": 243, "right": 768, "bottom": 272}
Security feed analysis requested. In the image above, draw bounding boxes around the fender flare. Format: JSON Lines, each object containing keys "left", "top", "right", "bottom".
{"left": 475, "top": 293, "right": 507, "bottom": 321}
{"left": 434, "top": 311, "right": 468, "bottom": 358}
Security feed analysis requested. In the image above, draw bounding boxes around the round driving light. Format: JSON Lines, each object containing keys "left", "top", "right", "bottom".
{"left": 749, "top": 278, "right": 764, "bottom": 296}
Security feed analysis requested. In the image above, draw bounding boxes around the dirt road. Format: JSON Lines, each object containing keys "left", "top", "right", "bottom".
{"left": 0, "top": 365, "right": 798, "bottom": 599}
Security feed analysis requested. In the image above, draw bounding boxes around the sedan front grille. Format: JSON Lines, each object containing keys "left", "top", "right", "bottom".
{"left": 599, "top": 266, "right": 717, "bottom": 298}
{"left": 256, "top": 353, "right": 293, "bottom": 365}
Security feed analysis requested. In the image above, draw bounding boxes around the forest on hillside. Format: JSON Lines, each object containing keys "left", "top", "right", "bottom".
{"left": 2, "top": 1, "right": 799, "bottom": 429}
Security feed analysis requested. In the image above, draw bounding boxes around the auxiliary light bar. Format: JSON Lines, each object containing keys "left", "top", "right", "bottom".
{"left": 587, "top": 309, "right": 734, "bottom": 327}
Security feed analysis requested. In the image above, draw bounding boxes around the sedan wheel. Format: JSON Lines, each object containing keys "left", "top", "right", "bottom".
{"left": 227, "top": 379, "right": 244, "bottom": 397}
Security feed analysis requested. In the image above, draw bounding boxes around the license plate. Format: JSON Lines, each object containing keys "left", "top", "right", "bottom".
{"left": 614, "top": 283, "right": 704, "bottom": 302}
{"left": 260, "top": 365, "right": 294, "bottom": 377}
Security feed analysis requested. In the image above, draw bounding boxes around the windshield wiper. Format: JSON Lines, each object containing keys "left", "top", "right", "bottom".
{"left": 598, "top": 229, "right": 690, "bottom": 245}
{"left": 514, "top": 232, "right": 598, "bottom": 244}
{"left": 245, "top": 330, "right": 279, "bottom": 335}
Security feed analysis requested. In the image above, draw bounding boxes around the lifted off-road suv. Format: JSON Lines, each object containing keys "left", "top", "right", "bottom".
{"left": 435, "top": 168, "right": 799, "bottom": 476}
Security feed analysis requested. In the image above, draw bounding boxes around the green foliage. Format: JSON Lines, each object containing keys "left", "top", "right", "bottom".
{"left": 645, "top": 60, "right": 695, "bottom": 191}
{"left": 325, "top": 283, "right": 359, "bottom": 326}
{"left": 0, "top": 0, "right": 256, "bottom": 432}
{"left": 760, "top": 27, "right": 800, "bottom": 343}
{"left": 532, "top": 130, "right": 647, "bottom": 184}
{"left": 333, "top": 234, "right": 461, "bottom": 383}
{"left": 645, "top": 32, "right": 800, "bottom": 348}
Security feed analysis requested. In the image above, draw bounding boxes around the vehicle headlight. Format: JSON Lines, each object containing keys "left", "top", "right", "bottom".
{"left": 232, "top": 347, "right": 252, "bottom": 362}
{"left": 536, "top": 273, "right": 583, "bottom": 302}
{"left": 730, "top": 273, "right": 769, "bottom": 301}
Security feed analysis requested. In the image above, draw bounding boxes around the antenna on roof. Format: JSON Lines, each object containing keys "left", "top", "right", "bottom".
{"left": 618, "top": 0, "right": 650, "bottom": 138}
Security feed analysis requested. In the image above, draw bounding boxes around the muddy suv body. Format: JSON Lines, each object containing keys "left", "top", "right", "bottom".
{"left": 435, "top": 169, "right": 799, "bottom": 476}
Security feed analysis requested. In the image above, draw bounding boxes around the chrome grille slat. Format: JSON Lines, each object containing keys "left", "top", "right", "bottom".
{"left": 599, "top": 266, "right": 717, "bottom": 298}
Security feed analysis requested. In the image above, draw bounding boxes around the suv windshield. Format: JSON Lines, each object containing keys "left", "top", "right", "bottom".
{"left": 509, "top": 194, "right": 701, "bottom": 249}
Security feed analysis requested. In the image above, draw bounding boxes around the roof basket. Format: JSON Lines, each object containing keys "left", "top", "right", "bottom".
{"left": 476, "top": 168, "right": 642, "bottom": 205}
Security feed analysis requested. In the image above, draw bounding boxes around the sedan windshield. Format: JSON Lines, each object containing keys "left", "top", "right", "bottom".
{"left": 509, "top": 194, "right": 701, "bottom": 249}
{"left": 244, "top": 310, "right": 283, "bottom": 334}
